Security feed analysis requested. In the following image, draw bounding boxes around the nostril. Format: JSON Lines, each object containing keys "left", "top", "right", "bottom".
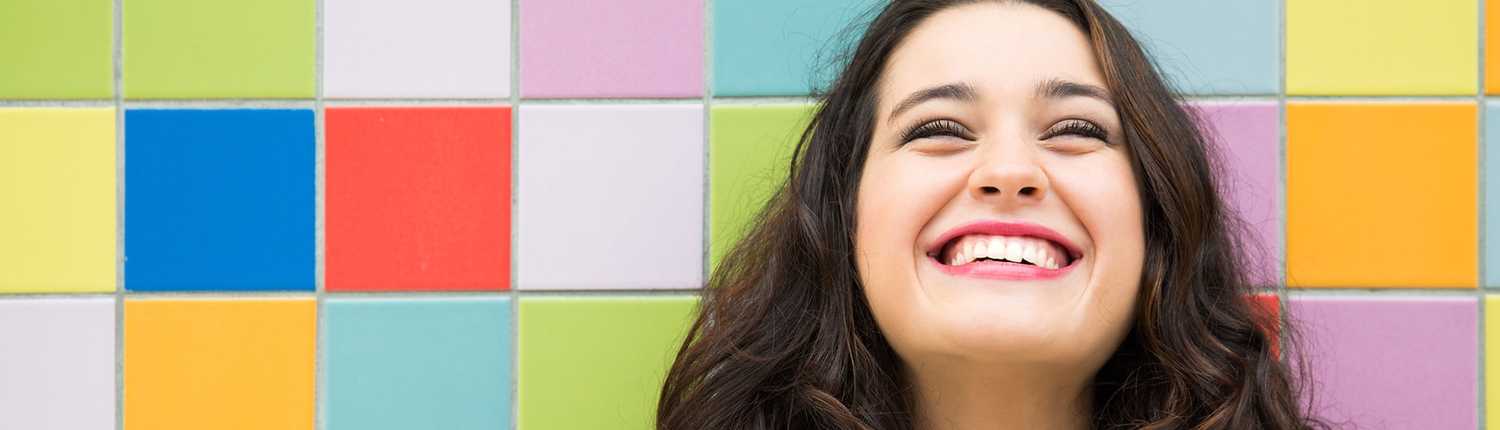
{"left": 979, "top": 186, "right": 1000, "bottom": 194}
{"left": 1019, "top": 186, "right": 1037, "bottom": 196}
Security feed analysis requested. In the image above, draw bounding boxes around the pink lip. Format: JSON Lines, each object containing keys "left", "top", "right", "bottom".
{"left": 926, "top": 220, "right": 1083, "bottom": 281}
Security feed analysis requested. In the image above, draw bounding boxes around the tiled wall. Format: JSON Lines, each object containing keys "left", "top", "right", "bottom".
{"left": 0, "top": 0, "right": 1496, "bottom": 428}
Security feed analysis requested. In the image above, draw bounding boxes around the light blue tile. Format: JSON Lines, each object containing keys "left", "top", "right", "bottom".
{"left": 713, "top": 0, "right": 882, "bottom": 96}
{"left": 1486, "top": 100, "right": 1500, "bottom": 287}
{"left": 1099, "top": 0, "right": 1280, "bottom": 95}
{"left": 324, "top": 298, "right": 512, "bottom": 430}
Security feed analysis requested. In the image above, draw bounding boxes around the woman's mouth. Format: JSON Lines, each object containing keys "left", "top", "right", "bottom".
{"left": 924, "top": 221, "right": 1083, "bottom": 281}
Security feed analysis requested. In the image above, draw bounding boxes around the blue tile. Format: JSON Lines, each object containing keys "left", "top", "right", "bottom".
{"left": 324, "top": 298, "right": 513, "bottom": 430}
{"left": 712, "top": 0, "right": 882, "bottom": 96}
{"left": 1099, "top": 0, "right": 1280, "bottom": 95}
{"left": 124, "top": 109, "right": 315, "bottom": 291}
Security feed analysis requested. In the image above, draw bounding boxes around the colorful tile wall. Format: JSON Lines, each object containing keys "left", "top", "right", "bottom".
{"left": 0, "top": 108, "right": 116, "bottom": 293}
{"left": 1290, "top": 296, "right": 1477, "bottom": 429}
{"left": 326, "top": 107, "right": 510, "bottom": 292}
{"left": 324, "top": 0, "right": 511, "bottom": 98}
{"left": 0, "top": 0, "right": 112, "bottom": 99}
{"left": 124, "top": 109, "right": 316, "bottom": 291}
{"left": 516, "top": 105, "right": 704, "bottom": 290}
{"left": 520, "top": 0, "right": 703, "bottom": 98}
{"left": 0, "top": 298, "right": 115, "bottom": 430}
{"left": 323, "top": 298, "right": 513, "bottom": 430}
{"left": 2, "top": 0, "right": 1498, "bottom": 428}
{"left": 124, "top": 299, "right": 317, "bottom": 430}
{"left": 1286, "top": 0, "right": 1476, "bottom": 95}
{"left": 1286, "top": 102, "right": 1477, "bottom": 288}
{"left": 518, "top": 296, "right": 697, "bottom": 429}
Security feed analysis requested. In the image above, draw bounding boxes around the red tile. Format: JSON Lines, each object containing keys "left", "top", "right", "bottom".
{"left": 1248, "top": 293, "right": 1280, "bottom": 356}
{"left": 326, "top": 107, "right": 510, "bottom": 291}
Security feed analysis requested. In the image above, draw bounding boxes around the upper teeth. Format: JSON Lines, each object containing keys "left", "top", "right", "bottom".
{"left": 944, "top": 235, "right": 1065, "bottom": 269}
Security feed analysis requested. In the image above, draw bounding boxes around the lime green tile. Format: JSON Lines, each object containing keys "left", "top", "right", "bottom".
{"left": 708, "top": 104, "right": 813, "bottom": 267}
{"left": 124, "top": 0, "right": 314, "bottom": 98}
{"left": 518, "top": 296, "right": 698, "bottom": 430}
{"left": 1286, "top": 0, "right": 1476, "bottom": 95}
{"left": 0, "top": 0, "right": 113, "bottom": 99}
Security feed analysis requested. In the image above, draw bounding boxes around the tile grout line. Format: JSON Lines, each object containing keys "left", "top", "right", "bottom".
{"left": 702, "top": 0, "right": 713, "bottom": 295}
{"left": 509, "top": 0, "right": 521, "bottom": 427}
{"left": 313, "top": 0, "right": 327, "bottom": 427}
{"left": 1277, "top": 0, "right": 1289, "bottom": 365}
{"left": 112, "top": 0, "right": 124, "bottom": 426}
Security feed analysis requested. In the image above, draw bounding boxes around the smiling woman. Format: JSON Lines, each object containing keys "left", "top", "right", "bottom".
{"left": 660, "top": 1, "right": 1324, "bottom": 429}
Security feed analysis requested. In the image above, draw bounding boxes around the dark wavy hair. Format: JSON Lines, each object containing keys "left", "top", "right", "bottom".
{"left": 660, "top": 0, "right": 1326, "bottom": 428}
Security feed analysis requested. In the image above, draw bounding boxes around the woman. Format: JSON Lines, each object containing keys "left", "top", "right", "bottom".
{"left": 661, "top": 0, "right": 1323, "bottom": 428}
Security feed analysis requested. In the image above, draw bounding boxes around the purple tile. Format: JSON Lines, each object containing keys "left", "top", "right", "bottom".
{"left": 1190, "top": 101, "right": 1279, "bottom": 285}
{"left": 1288, "top": 296, "right": 1476, "bottom": 429}
{"left": 519, "top": 0, "right": 703, "bottom": 98}
{"left": 516, "top": 104, "right": 705, "bottom": 289}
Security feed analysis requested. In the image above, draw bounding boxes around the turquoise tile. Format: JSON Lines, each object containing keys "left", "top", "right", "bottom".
{"left": 1099, "top": 0, "right": 1280, "bottom": 95}
{"left": 1486, "top": 100, "right": 1500, "bottom": 287}
{"left": 324, "top": 298, "right": 512, "bottom": 430}
{"left": 713, "top": 0, "right": 882, "bottom": 96}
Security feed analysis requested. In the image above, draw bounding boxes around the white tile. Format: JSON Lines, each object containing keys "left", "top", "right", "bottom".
{"left": 517, "top": 104, "right": 705, "bottom": 290}
{"left": 0, "top": 298, "right": 116, "bottom": 430}
{"left": 324, "top": 0, "right": 511, "bottom": 98}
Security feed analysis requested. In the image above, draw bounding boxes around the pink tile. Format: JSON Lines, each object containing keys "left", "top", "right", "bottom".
{"left": 519, "top": 0, "right": 703, "bottom": 98}
{"left": 1190, "top": 101, "right": 1279, "bottom": 285}
{"left": 1288, "top": 296, "right": 1476, "bottom": 428}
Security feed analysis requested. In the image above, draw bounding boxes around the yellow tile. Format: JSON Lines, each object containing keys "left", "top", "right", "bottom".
{"left": 1489, "top": 0, "right": 1500, "bottom": 94}
{"left": 125, "top": 299, "right": 315, "bottom": 430}
{"left": 1286, "top": 102, "right": 1476, "bottom": 288}
{"left": 0, "top": 108, "right": 116, "bottom": 293}
{"left": 1488, "top": 296, "right": 1500, "bottom": 429}
{"left": 1287, "top": 0, "right": 1476, "bottom": 95}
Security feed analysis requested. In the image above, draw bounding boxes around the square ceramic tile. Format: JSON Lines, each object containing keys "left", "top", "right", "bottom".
{"left": 124, "top": 299, "right": 316, "bottom": 430}
{"left": 123, "top": 0, "right": 315, "bottom": 98}
{"left": 0, "top": 0, "right": 112, "bottom": 98}
{"left": 1287, "top": 0, "right": 1476, "bottom": 95}
{"left": 0, "top": 109, "right": 116, "bottom": 293}
{"left": 125, "top": 109, "right": 315, "bottom": 291}
{"left": 1286, "top": 103, "right": 1476, "bottom": 288}
{"left": 324, "top": 298, "right": 512, "bottom": 430}
{"left": 1248, "top": 293, "right": 1281, "bottom": 355}
{"left": 519, "top": 0, "right": 701, "bottom": 98}
{"left": 1486, "top": 295, "right": 1500, "bottom": 429}
{"left": 326, "top": 107, "right": 510, "bottom": 292}
{"left": 1099, "top": 0, "right": 1279, "bottom": 95}
{"left": 518, "top": 296, "right": 697, "bottom": 429}
{"left": 516, "top": 105, "right": 703, "bottom": 290}
{"left": 1289, "top": 296, "right": 1476, "bottom": 428}
{"left": 1485, "top": 101, "right": 1500, "bottom": 287}
{"left": 708, "top": 104, "right": 812, "bottom": 266}
{"left": 1188, "top": 102, "right": 1280, "bottom": 285}
{"left": 325, "top": 0, "right": 510, "bottom": 98}
{"left": 713, "top": 0, "right": 880, "bottom": 96}
{"left": 0, "top": 298, "right": 115, "bottom": 430}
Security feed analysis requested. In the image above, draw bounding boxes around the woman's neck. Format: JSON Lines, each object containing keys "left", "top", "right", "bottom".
{"left": 908, "top": 361, "right": 1093, "bottom": 430}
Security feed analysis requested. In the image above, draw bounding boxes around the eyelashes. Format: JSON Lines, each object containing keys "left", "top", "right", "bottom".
{"left": 898, "top": 118, "right": 1112, "bottom": 145}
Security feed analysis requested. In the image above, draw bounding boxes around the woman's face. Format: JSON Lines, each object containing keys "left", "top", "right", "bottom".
{"left": 855, "top": 3, "right": 1145, "bottom": 373}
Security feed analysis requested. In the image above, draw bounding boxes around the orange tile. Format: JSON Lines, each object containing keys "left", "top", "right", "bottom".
{"left": 124, "top": 299, "right": 316, "bottom": 430}
{"left": 1286, "top": 102, "right": 1477, "bottom": 288}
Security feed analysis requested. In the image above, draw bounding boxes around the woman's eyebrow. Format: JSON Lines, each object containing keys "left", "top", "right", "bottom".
{"left": 1036, "top": 78, "right": 1113, "bottom": 106}
{"left": 887, "top": 82, "right": 979, "bottom": 125}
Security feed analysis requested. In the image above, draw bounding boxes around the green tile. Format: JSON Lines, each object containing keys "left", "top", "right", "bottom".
{"left": 123, "top": 0, "right": 314, "bottom": 98}
{"left": 518, "top": 296, "right": 697, "bottom": 430}
{"left": 0, "top": 0, "right": 113, "bottom": 99}
{"left": 708, "top": 104, "right": 813, "bottom": 267}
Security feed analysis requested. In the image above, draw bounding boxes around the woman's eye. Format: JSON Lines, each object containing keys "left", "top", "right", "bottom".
{"left": 1043, "top": 119, "right": 1110, "bottom": 143}
{"left": 900, "top": 119, "right": 972, "bottom": 143}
